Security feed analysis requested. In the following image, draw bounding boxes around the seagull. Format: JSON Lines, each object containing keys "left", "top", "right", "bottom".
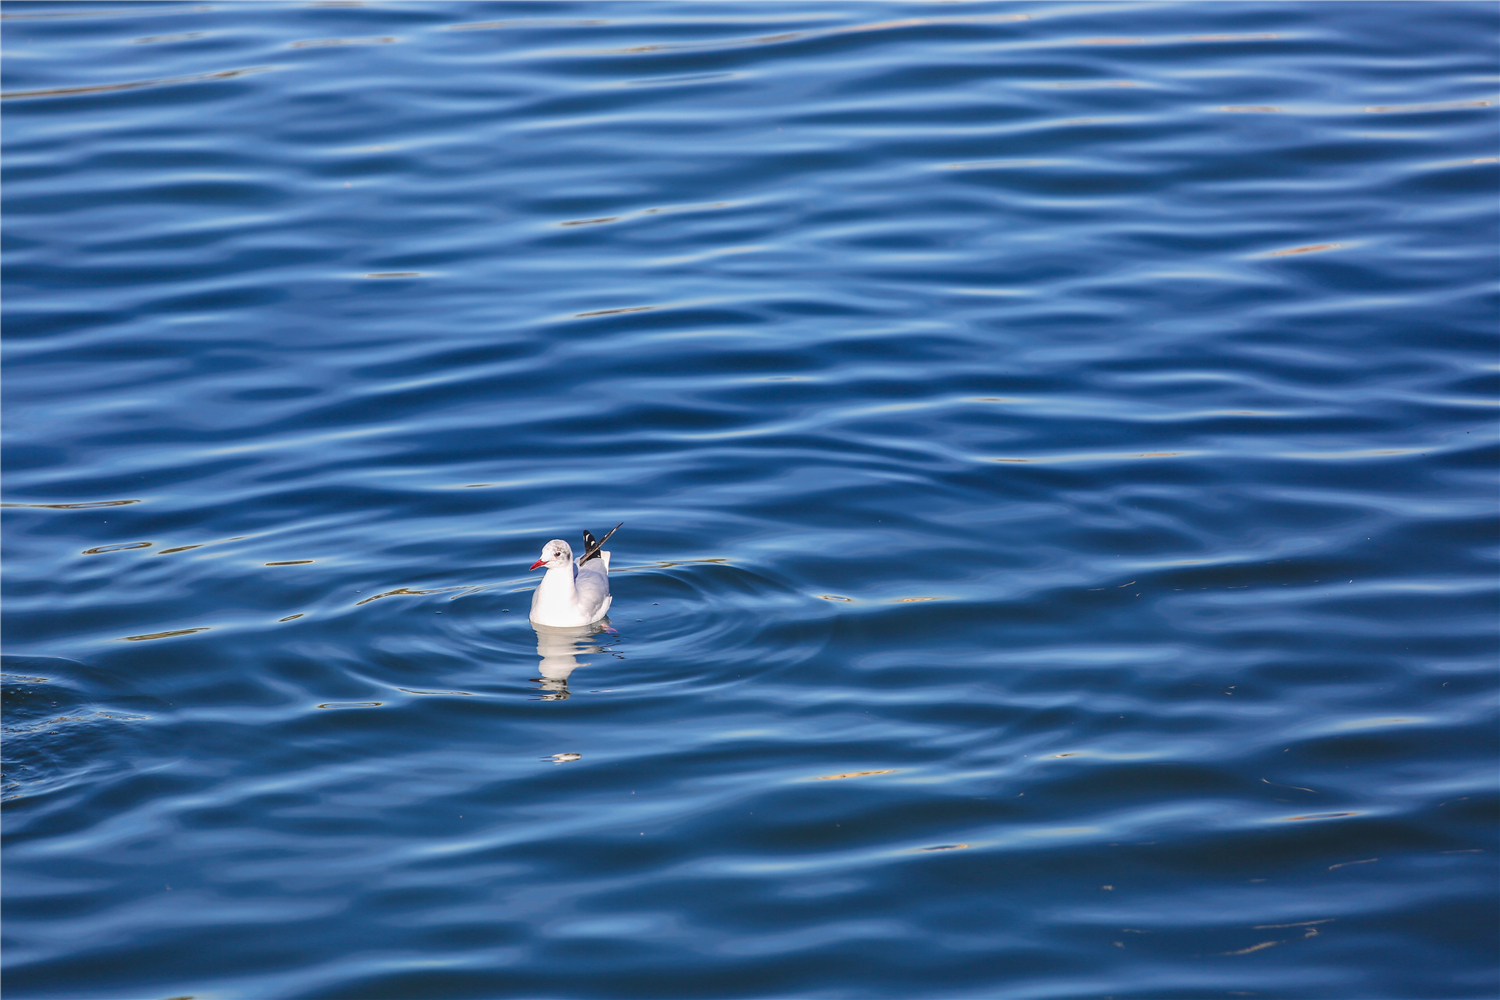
{"left": 528, "top": 523, "right": 621, "bottom": 627}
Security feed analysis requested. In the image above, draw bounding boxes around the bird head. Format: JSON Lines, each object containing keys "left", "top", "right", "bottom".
{"left": 530, "top": 539, "right": 573, "bottom": 571}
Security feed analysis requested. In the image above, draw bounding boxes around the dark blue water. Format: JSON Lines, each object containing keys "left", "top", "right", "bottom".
{"left": 3, "top": 3, "right": 1496, "bottom": 998}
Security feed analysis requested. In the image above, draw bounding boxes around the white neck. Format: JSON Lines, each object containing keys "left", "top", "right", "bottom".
{"left": 535, "top": 560, "right": 576, "bottom": 601}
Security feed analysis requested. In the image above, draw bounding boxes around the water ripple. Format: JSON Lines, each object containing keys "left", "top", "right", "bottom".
{"left": 3, "top": 2, "right": 1495, "bottom": 999}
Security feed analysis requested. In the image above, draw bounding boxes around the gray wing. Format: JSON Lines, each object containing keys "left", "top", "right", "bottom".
{"left": 573, "top": 558, "right": 611, "bottom": 616}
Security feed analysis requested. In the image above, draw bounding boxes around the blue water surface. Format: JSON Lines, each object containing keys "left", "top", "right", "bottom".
{"left": 3, "top": 3, "right": 1497, "bottom": 998}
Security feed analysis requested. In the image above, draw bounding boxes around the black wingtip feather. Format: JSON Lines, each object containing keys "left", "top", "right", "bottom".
{"left": 579, "top": 522, "right": 622, "bottom": 564}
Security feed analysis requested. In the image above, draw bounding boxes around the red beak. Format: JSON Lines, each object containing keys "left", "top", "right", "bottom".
{"left": 529, "top": 558, "right": 547, "bottom": 571}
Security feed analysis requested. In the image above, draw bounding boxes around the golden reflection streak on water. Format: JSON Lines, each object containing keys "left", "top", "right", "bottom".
{"left": 1222, "top": 940, "right": 1281, "bottom": 956}
{"left": 613, "top": 558, "right": 727, "bottom": 571}
{"left": 575, "top": 304, "right": 655, "bottom": 317}
{"left": 1, "top": 66, "right": 272, "bottom": 100}
{"left": 82, "top": 542, "right": 152, "bottom": 555}
{"left": 1278, "top": 447, "right": 1423, "bottom": 459}
{"left": 1330, "top": 716, "right": 1430, "bottom": 730}
{"left": 355, "top": 586, "right": 471, "bottom": 606}
{"left": 121, "top": 627, "right": 210, "bottom": 642}
{"left": 992, "top": 451, "right": 1187, "bottom": 464}
{"left": 558, "top": 201, "right": 731, "bottom": 229}
{"left": 1, "top": 500, "right": 139, "bottom": 509}
{"left": 159, "top": 535, "right": 248, "bottom": 556}
{"left": 1264, "top": 242, "right": 1343, "bottom": 257}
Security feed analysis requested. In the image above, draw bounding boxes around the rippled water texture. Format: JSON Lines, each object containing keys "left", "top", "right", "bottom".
{"left": 3, "top": 3, "right": 1497, "bottom": 998}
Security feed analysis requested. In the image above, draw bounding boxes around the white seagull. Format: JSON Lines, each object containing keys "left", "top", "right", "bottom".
{"left": 528, "top": 523, "right": 621, "bottom": 627}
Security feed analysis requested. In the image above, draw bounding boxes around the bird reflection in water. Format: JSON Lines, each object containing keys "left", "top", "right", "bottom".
{"left": 531, "top": 620, "right": 617, "bottom": 700}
